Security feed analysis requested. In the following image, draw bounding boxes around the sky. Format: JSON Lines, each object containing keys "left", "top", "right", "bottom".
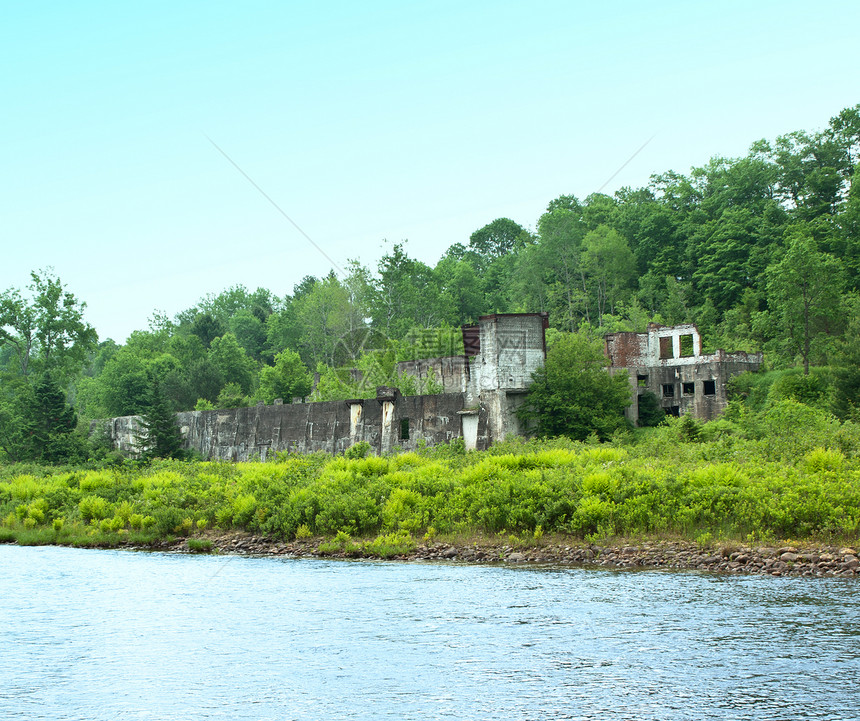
{"left": 2, "top": 0, "right": 858, "bottom": 343}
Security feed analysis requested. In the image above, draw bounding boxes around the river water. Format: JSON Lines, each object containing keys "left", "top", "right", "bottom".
{"left": 1, "top": 545, "right": 858, "bottom": 720}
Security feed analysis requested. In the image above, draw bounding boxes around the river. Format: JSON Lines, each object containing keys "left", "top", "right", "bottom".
{"left": 1, "top": 545, "right": 858, "bottom": 720}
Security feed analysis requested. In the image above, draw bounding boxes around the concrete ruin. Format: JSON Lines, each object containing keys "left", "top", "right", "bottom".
{"left": 102, "top": 313, "right": 549, "bottom": 460}
{"left": 604, "top": 323, "right": 763, "bottom": 423}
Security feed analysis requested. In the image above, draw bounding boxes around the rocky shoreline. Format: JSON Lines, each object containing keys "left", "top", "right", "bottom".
{"left": 156, "top": 533, "right": 860, "bottom": 578}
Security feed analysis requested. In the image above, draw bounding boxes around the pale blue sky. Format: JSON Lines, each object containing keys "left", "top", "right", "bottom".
{"left": 2, "top": 1, "right": 857, "bottom": 342}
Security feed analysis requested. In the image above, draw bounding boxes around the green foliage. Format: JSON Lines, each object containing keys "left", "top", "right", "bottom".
{"left": 519, "top": 331, "right": 631, "bottom": 440}
{"left": 344, "top": 441, "right": 372, "bottom": 460}
{"left": 48, "top": 104, "right": 859, "bottom": 423}
{"left": 187, "top": 538, "right": 214, "bottom": 553}
{"left": 317, "top": 529, "right": 416, "bottom": 558}
{"left": 216, "top": 382, "right": 249, "bottom": 409}
{"left": 767, "top": 369, "right": 832, "bottom": 409}
{"left": 209, "top": 333, "right": 254, "bottom": 394}
{"left": 4, "top": 421, "right": 859, "bottom": 550}
{"left": 256, "top": 349, "right": 312, "bottom": 404}
{"left": 675, "top": 414, "right": 703, "bottom": 443}
{"left": 832, "top": 296, "right": 860, "bottom": 420}
{"left": 0, "top": 372, "right": 90, "bottom": 464}
{"left": 764, "top": 228, "right": 845, "bottom": 373}
{"left": 136, "top": 383, "right": 185, "bottom": 460}
{"left": 759, "top": 399, "right": 840, "bottom": 461}
{"left": 0, "top": 269, "right": 97, "bottom": 382}
{"left": 636, "top": 391, "right": 665, "bottom": 427}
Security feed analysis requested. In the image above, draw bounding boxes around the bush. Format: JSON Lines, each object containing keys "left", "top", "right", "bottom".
{"left": 344, "top": 442, "right": 372, "bottom": 460}
{"left": 518, "top": 331, "right": 632, "bottom": 441}
{"left": 79, "top": 495, "right": 111, "bottom": 521}
{"left": 637, "top": 391, "right": 665, "bottom": 427}
{"left": 187, "top": 538, "right": 214, "bottom": 553}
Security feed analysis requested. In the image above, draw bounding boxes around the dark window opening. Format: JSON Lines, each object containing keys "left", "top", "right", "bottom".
{"left": 682, "top": 382, "right": 695, "bottom": 395}
{"left": 399, "top": 418, "right": 410, "bottom": 440}
{"left": 637, "top": 374, "right": 648, "bottom": 387}
{"left": 703, "top": 380, "right": 716, "bottom": 396}
{"left": 659, "top": 336, "right": 673, "bottom": 359}
{"left": 665, "top": 406, "right": 680, "bottom": 417}
{"left": 679, "top": 334, "right": 694, "bottom": 357}
{"left": 662, "top": 383, "right": 675, "bottom": 397}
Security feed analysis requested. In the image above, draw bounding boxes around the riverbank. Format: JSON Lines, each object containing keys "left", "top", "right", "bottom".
{"left": 3, "top": 435, "right": 860, "bottom": 566}
{"left": 144, "top": 532, "right": 860, "bottom": 578}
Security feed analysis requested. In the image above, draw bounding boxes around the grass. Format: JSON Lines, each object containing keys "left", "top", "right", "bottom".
{"left": 187, "top": 538, "right": 215, "bottom": 553}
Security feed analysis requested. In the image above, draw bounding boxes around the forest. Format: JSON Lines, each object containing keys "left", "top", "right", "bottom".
{"left": 1, "top": 105, "right": 860, "bottom": 464}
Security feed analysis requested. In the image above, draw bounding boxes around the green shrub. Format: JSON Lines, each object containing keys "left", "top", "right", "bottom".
{"left": 344, "top": 442, "right": 372, "bottom": 460}
{"left": 187, "top": 538, "right": 214, "bottom": 553}
{"left": 364, "top": 530, "right": 416, "bottom": 558}
{"left": 637, "top": 391, "right": 665, "bottom": 427}
{"left": 79, "top": 495, "right": 111, "bottom": 521}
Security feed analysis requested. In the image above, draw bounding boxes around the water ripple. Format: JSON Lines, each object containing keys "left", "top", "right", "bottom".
{"left": 1, "top": 546, "right": 858, "bottom": 720}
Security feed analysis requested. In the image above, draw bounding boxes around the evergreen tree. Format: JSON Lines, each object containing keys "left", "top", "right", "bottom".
{"left": 636, "top": 391, "right": 666, "bottom": 427}
{"left": 136, "top": 381, "right": 185, "bottom": 460}
{"left": 16, "top": 372, "right": 88, "bottom": 463}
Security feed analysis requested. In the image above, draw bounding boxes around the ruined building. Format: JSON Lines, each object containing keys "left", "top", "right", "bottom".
{"left": 102, "top": 317, "right": 761, "bottom": 459}
{"left": 604, "top": 323, "right": 763, "bottom": 423}
{"left": 104, "top": 313, "right": 549, "bottom": 460}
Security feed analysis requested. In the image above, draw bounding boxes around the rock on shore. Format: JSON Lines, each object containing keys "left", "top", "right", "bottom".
{"left": 160, "top": 534, "right": 860, "bottom": 578}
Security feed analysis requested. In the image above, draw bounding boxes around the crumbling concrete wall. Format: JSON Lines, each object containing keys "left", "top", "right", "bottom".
{"left": 103, "top": 392, "right": 489, "bottom": 461}
{"left": 464, "top": 313, "right": 548, "bottom": 442}
{"left": 394, "top": 356, "right": 470, "bottom": 394}
{"left": 605, "top": 323, "right": 763, "bottom": 423}
{"left": 467, "top": 313, "right": 547, "bottom": 395}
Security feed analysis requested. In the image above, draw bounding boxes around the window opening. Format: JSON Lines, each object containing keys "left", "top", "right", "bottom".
{"left": 659, "top": 336, "right": 673, "bottom": 359}
{"left": 399, "top": 418, "right": 410, "bottom": 440}
{"left": 637, "top": 374, "right": 648, "bottom": 387}
{"left": 703, "top": 380, "right": 716, "bottom": 396}
{"left": 679, "top": 334, "right": 694, "bottom": 357}
{"left": 662, "top": 383, "right": 675, "bottom": 398}
{"left": 666, "top": 406, "right": 680, "bottom": 417}
{"left": 682, "top": 382, "right": 695, "bottom": 395}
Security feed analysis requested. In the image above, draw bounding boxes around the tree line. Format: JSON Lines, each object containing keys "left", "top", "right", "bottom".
{"left": 2, "top": 105, "right": 859, "bottom": 462}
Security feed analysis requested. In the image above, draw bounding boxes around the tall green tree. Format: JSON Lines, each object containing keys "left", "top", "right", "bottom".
{"left": 257, "top": 349, "right": 313, "bottom": 404}
{"left": 371, "top": 243, "right": 448, "bottom": 339}
{"left": 468, "top": 217, "right": 527, "bottom": 260}
{"left": 832, "top": 295, "right": 860, "bottom": 420}
{"left": 581, "top": 225, "right": 635, "bottom": 324}
{"left": 209, "top": 332, "right": 255, "bottom": 393}
{"left": 0, "top": 270, "right": 97, "bottom": 381}
{"left": 188, "top": 312, "right": 225, "bottom": 349}
{"left": 293, "top": 271, "right": 353, "bottom": 366}
{"left": 229, "top": 309, "right": 267, "bottom": 361}
{"left": 765, "top": 228, "right": 845, "bottom": 374}
{"left": 535, "top": 208, "right": 588, "bottom": 330}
